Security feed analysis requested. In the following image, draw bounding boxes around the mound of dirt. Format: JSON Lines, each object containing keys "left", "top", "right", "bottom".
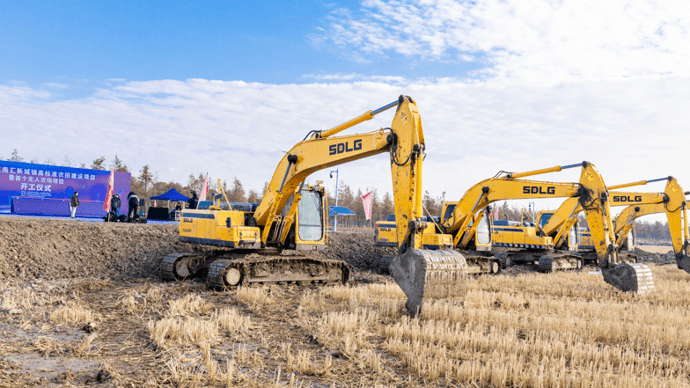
{"left": 0, "top": 217, "right": 199, "bottom": 281}
{"left": 317, "top": 228, "right": 396, "bottom": 271}
{"left": 633, "top": 247, "right": 676, "bottom": 265}
{"left": 0, "top": 217, "right": 390, "bottom": 281}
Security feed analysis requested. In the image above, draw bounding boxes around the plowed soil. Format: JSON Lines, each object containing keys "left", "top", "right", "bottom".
{"left": 0, "top": 216, "right": 682, "bottom": 387}
{"left": 0, "top": 217, "right": 393, "bottom": 282}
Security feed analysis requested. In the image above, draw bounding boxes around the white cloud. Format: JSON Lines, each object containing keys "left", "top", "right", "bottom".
{"left": 2, "top": 0, "right": 688, "bottom": 220}
{"left": 318, "top": 0, "right": 690, "bottom": 84}
{"left": 2, "top": 75, "right": 690, "bottom": 211}
{"left": 303, "top": 73, "right": 409, "bottom": 84}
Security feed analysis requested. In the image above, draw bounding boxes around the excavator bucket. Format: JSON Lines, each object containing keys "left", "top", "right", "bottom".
{"left": 601, "top": 263, "right": 654, "bottom": 296}
{"left": 389, "top": 249, "right": 469, "bottom": 316}
{"left": 677, "top": 253, "right": 690, "bottom": 274}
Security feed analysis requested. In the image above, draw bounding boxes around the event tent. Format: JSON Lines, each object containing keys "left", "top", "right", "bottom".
{"left": 328, "top": 206, "right": 355, "bottom": 216}
{"left": 150, "top": 188, "right": 190, "bottom": 202}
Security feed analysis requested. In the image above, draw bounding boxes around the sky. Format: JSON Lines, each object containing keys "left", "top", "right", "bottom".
{"left": 1, "top": 0, "right": 689, "bottom": 216}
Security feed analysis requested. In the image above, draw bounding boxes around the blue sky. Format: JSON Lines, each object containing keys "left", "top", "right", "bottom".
{"left": 2, "top": 0, "right": 689, "bottom": 216}
{"left": 1, "top": 1, "right": 481, "bottom": 90}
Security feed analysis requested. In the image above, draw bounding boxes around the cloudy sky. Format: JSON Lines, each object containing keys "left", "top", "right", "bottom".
{"left": 2, "top": 0, "right": 688, "bottom": 213}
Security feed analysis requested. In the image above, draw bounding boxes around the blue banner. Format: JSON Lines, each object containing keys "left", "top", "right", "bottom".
{"left": 0, "top": 160, "right": 131, "bottom": 216}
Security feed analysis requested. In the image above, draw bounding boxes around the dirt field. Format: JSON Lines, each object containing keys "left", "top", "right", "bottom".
{"left": 2, "top": 217, "right": 690, "bottom": 387}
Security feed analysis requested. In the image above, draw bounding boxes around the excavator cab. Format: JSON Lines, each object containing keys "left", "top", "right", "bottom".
{"left": 279, "top": 184, "right": 328, "bottom": 251}
{"left": 535, "top": 211, "right": 578, "bottom": 251}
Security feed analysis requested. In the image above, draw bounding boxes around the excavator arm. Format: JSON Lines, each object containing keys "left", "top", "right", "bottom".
{"left": 252, "top": 96, "right": 427, "bottom": 250}
{"left": 541, "top": 177, "right": 674, "bottom": 251}
{"left": 612, "top": 185, "right": 690, "bottom": 272}
{"left": 443, "top": 161, "right": 655, "bottom": 294}
{"left": 546, "top": 177, "right": 690, "bottom": 274}
{"left": 442, "top": 163, "right": 586, "bottom": 248}
{"left": 252, "top": 96, "right": 466, "bottom": 315}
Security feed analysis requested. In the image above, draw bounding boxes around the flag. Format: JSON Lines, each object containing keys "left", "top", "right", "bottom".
{"left": 199, "top": 173, "right": 209, "bottom": 201}
{"left": 103, "top": 169, "right": 115, "bottom": 211}
{"left": 362, "top": 191, "right": 373, "bottom": 220}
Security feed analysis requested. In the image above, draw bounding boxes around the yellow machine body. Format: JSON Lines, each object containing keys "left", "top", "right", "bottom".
{"left": 179, "top": 184, "right": 328, "bottom": 251}
{"left": 490, "top": 219, "right": 554, "bottom": 249}
{"left": 165, "top": 96, "right": 468, "bottom": 316}
{"left": 375, "top": 218, "right": 452, "bottom": 249}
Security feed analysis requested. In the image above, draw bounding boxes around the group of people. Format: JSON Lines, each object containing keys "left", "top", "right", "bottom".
{"left": 68, "top": 189, "right": 200, "bottom": 220}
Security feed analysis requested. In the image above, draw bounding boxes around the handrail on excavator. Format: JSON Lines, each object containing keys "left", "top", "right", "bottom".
{"left": 318, "top": 100, "right": 399, "bottom": 139}
{"left": 608, "top": 176, "right": 670, "bottom": 190}
{"left": 503, "top": 162, "right": 582, "bottom": 179}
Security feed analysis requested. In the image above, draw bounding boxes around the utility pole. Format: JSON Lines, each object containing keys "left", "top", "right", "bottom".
{"left": 330, "top": 169, "right": 339, "bottom": 231}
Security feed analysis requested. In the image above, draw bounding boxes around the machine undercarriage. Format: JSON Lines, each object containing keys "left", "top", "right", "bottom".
{"left": 161, "top": 251, "right": 349, "bottom": 288}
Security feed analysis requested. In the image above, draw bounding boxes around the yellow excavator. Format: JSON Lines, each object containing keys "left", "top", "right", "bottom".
{"left": 445, "top": 162, "right": 655, "bottom": 294}
{"left": 541, "top": 177, "right": 690, "bottom": 271}
{"left": 515, "top": 178, "right": 672, "bottom": 264}
{"left": 377, "top": 162, "right": 655, "bottom": 294}
{"left": 162, "top": 95, "right": 468, "bottom": 316}
{"left": 610, "top": 191, "right": 690, "bottom": 271}
{"left": 377, "top": 164, "right": 597, "bottom": 273}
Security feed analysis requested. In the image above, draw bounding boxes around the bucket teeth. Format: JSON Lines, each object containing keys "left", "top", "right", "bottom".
{"left": 677, "top": 255, "right": 690, "bottom": 274}
{"left": 389, "top": 249, "right": 468, "bottom": 316}
{"left": 601, "top": 262, "right": 654, "bottom": 296}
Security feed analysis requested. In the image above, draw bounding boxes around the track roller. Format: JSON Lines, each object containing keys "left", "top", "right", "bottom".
{"left": 208, "top": 259, "right": 242, "bottom": 289}
{"left": 161, "top": 253, "right": 195, "bottom": 280}
{"left": 538, "top": 255, "right": 582, "bottom": 272}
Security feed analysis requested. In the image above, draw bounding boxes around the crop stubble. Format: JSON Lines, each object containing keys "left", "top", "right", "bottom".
{"left": 0, "top": 216, "right": 689, "bottom": 387}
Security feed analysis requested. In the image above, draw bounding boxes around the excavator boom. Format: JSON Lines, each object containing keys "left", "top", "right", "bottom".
{"left": 547, "top": 176, "right": 690, "bottom": 274}
{"left": 253, "top": 96, "right": 467, "bottom": 315}
{"left": 168, "top": 96, "right": 468, "bottom": 314}
{"left": 442, "top": 162, "right": 655, "bottom": 294}
{"left": 612, "top": 185, "right": 690, "bottom": 272}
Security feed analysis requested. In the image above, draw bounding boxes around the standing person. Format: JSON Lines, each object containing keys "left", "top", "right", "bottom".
{"left": 127, "top": 192, "right": 139, "bottom": 221}
{"left": 70, "top": 191, "right": 80, "bottom": 218}
{"left": 188, "top": 191, "right": 199, "bottom": 209}
{"left": 111, "top": 193, "right": 121, "bottom": 217}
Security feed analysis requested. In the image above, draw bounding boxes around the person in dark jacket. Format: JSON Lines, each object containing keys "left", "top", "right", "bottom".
{"left": 70, "top": 191, "right": 80, "bottom": 218}
{"left": 187, "top": 191, "right": 199, "bottom": 209}
{"left": 127, "top": 192, "right": 139, "bottom": 220}
{"left": 111, "top": 193, "right": 121, "bottom": 217}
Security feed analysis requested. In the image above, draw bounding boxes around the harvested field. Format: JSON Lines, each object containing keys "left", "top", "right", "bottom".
{"left": 1, "top": 216, "right": 690, "bottom": 387}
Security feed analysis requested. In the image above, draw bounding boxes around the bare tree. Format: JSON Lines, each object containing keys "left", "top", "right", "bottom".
{"left": 111, "top": 155, "right": 129, "bottom": 172}
{"left": 380, "top": 192, "right": 394, "bottom": 220}
{"left": 247, "top": 189, "right": 261, "bottom": 203}
{"left": 9, "top": 149, "right": 24, "bottom": 162}
{"left": 138, "top": 165, "right": 155, "bottom": 193}
{"left": 229, "top": 177, "right": 246, "bottom": 202}
{"left": 43, "top": 157, "right": 56, "bottom": 165}
{"left": 91, "top": 156, "right": 107, "bottom": 170}
{"left": 62, "top": 155, "right": 75, "bottom": 167}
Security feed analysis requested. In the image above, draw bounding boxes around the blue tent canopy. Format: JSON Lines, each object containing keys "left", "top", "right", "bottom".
{"left": 329, "top": 206, "right": 355, "bottom": 216}
{"left": 150, "top": 188, "right": 190, "bottom": 202}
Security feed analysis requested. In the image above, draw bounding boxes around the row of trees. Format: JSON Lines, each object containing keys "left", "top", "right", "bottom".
{"left": 1, "top": 150, "right": 675, "bottom": 239}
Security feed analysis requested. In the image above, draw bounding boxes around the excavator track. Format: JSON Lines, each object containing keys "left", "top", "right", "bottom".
{"left": 207, "top": 254, "right": 350, "bottom": 289}
{"left": 602, "top": 262, "right": 654, "bottom": 296}
{"left": 537, "top": 254, "right": 583, "bottom": 272}
{"left": 161, "top": 253, "right": 196, "bottom": 280}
